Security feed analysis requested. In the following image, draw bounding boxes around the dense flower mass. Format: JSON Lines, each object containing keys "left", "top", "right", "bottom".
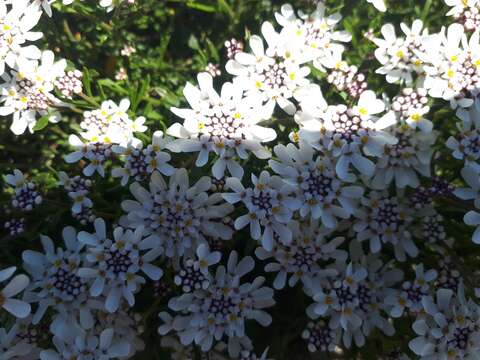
{"left": 121, "top": 169, "right": 234, "bottom": 260}
{"left": 4, "top": 0, "right": 480, "bottom": 359}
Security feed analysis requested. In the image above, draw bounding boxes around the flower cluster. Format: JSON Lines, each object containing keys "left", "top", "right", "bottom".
{"left": 159, "top": 251, "right": 275, "bottom": 354}
{"left": 5, "top": 0, "right": 480, "bottom": 359}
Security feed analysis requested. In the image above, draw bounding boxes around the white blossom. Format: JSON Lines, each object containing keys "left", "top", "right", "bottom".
{"left": 121, "top": 169, "right": 234, "bottom": 261}
{"left": 166, "top": 72, "right": 275, "bottom": 179}
{"left": 0, "top": 266, "right": 30, "bottom": 319}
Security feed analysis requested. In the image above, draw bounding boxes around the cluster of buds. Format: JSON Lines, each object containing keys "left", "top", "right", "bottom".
{"left": 58, "top": 172, "right": 95, "bottom": 222}
{"left": 225, "top": 38, "right": 244, "bottom": 59}
{"left": 327, "top": 62, "right": 367, "bottom": 98}
{"left": 5, "top": 170, "right": 42, "bottom": 211}
{"left": 205, "top": 62, "right": 221, "bottom": 77}
{"left": 4, "top": 218, "right": 26, "bottom": 236}
{"left": 54, "top": 70, "right": 83, "bottom": 99}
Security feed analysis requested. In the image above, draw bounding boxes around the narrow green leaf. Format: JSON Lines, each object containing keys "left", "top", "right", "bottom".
{"left": 186, "top": 1, "right": 215, "bottom": 12}
{"left": 33, "top": 115, "right": 50, "bottom": 131}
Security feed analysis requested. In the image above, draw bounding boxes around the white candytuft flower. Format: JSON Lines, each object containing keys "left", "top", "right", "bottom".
{"left": 0, "top": 0, "right": 42, "bottom": 76}
{"left": 326, "top": 61, "right": 368, "bottom": 99}
{"left": 226, "top": 22, "right": 312, "bottom": 117}
{"left": 222, "top": 170, "right": 297, "bottom": 251}
{"left": 366, "top": 0, "right": 387, "bottom": 12}
{"left": 371, "top": 124, "right": 436, "bottom": 189}
{"left": 392, "top": 88, "right": 432, "bottom": 132}
{"left": 445, "top": 0, "right": 480, "bottom": 31}
{"left": 255, "top": 220, "right": 345, "bottom": 289}
{"left": 166, "top": 72, "right": 276, "bottom": 179}
{"left": 54, "top": 69, "right": 83, "bottom": 99}
{"left": 121, "top": 169, "right": 234, "bottom": 261}
{"left": 297, "top": 90, "right": 398, "bottom": 180}
{"left": 385, "top": 263, "right": 437, "bottom": 318}
{"left": 269, "top": 141, "right": 364, "bottom": 227}
{"left": 5, "top": 169, "right": 42, "bottom": 211}
{"left": 422, "top": 23, "right": 480, "bottom": 109}
{"left": 112, "top": 131, "right": 174, "bottom": 186}
{"left": 409, "top": 288, "right": 480, "bottom": 359}
{"left": 58, "top": 171, "right": 93, "bottom": 215}
{"left": 22, "top": 226, "right": 96, "bottom": 327}
{"left": 0, "top": 50, "right": 66, "bottom": 135}
{"left": 158, "top": 251, "right": 275, "bottom": 354}
{"left": 446, "top": 115, "right": 480, "bottom": 171}
{"left": 77, "top": 218, "right": 163, "bottom": 313}
{"left": 0, "top": 266, "right": 31, "bottom": 319}
{"left": 353, "top": 191, "right": 418, "bottom": 261}
{"left": 273, "top": 3, "right": 352, "bottom": 71}
{"left": 79, "top": 98, "right": 147, "bottom": 146}
{"left": 306, "top": 257, "right": 402, "bottom": 349}
{"left": 373, "top": 20, "right": 432, "bottom": 84}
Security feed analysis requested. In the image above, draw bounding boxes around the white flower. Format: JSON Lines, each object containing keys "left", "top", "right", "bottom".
{"left": 255, "top": 220, "right": 345, "bottom": 289}
{"left": 166, "top": 72, "right": 275, "bottom": 179}
{"left": 223, "top": 171, "right": 296, "bottom": 251}
{"left": 54, "top": 69, "right": 83, "bottom": 99}
{"left": 159, "top": 251, "right": 275, "bottom": 353}
{"left": 392, "top": 88, "right": 432, "bottom": 133}
{"left": 373, "top": 20, "right": 432, "bottom": 84}
{"left": 446, "top": 116, "right": 480, "bottom": 171}
{"left": 269, "top": 141, "right": 364, "bottom": 227}
{"left": 273, "top": 3, "right": 351, "bottom": 71}
{"left": 371, "top": 124, "right": 436, "bottom": 189}
{"left": 5, "top": 168, "right": 26, "bottom": 188}
{"left": 297, "top": 90, "right": 398, "bottom": 180}
{"left": 58, "top": 172, "right": 93, "bottom": 214}
{"left": 302, "top": 320, "right": 340, "bottom": 353}
{"left": 464, "top": 210, "right": 480, "bottom": 243}
{"left": 445, "top": 0, "right": 480, "bottom": 33}
{"left": 366, "top": 0, "right": 386, "bottom": 12}
{"left": 194, "top": 243, "right": 221, "bottom": 276}
{"left": 0, "top": 0, "right": 42, "bottom": 76}
{"left": 121, "top": 169, "right": 234, "bottom": 261}
{"left": 22, "top": 226, "right": 95, "bottom": 326}
{"left": 79, "top": 98, "right": 146, "bottom": 146}
{"left": 77, "top": 218, "right": 163, "bottom": 313}
{"left": 409, "top": 288, "right": 480, "bottom": 359}
{"left": 307, "top": 257, "right": 402, "bottom": 349}
{"left": 385, "top": 264, "right": 437, "bottom": 317}
{"left": 120, "top": 45, "right": 136, "bottom": 57}
{"left": 0, "top": 267, "right": 30, "bottom": 318}
{"left": 40, "top": 327, "right": 130, "bottom": 360}
{"left": 422, "top": 24, "right": 480, "bottom": 109}
{"left": 0, "top": 50, "right": 66, "bottom": 134}
{"left": 0, "top": 325, "right": 37, "bottom": 360}
{"left": 445, "top": 0, "right": 479, "bottom": 17}
{"left": 455, "top": 166, "right": 480, "bottom": 208}
{"left": 353, "top": 191, "right": 418, "bottom": 261}
{"left": 5, "top": 169, "right": 42, "bottom": 211}
{"left": 173, "top": 243, "right": 221, "bottom": 293}
{"left": 64, "top": 134, "right": 113, "bottom": 177}
{"left": 112, "top": 131, "right": 174, "bottom": 185}
{"left": 226, "top": 25, "right": 311, "bottom": 116}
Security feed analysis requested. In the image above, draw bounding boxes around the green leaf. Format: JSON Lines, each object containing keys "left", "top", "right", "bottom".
{"left": 187, "top": 34, "right": 200, "bottom": 51}
{"left": 32, "top": 115, "right": 50, "bottom": 131}
{"left": 82, "top": 67, "right": 93, "bottom": 97}
{"left": 97, "top": 79, "right": 129, "bottom": 96}
{"left": 185, "top": 1, "right": 216, "bottom": 12}
{"left": 217, "top": 0, "right": 234, "bottom": 18}
{"left": 131, "top": 75, "right": 151, "bottom": 112}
